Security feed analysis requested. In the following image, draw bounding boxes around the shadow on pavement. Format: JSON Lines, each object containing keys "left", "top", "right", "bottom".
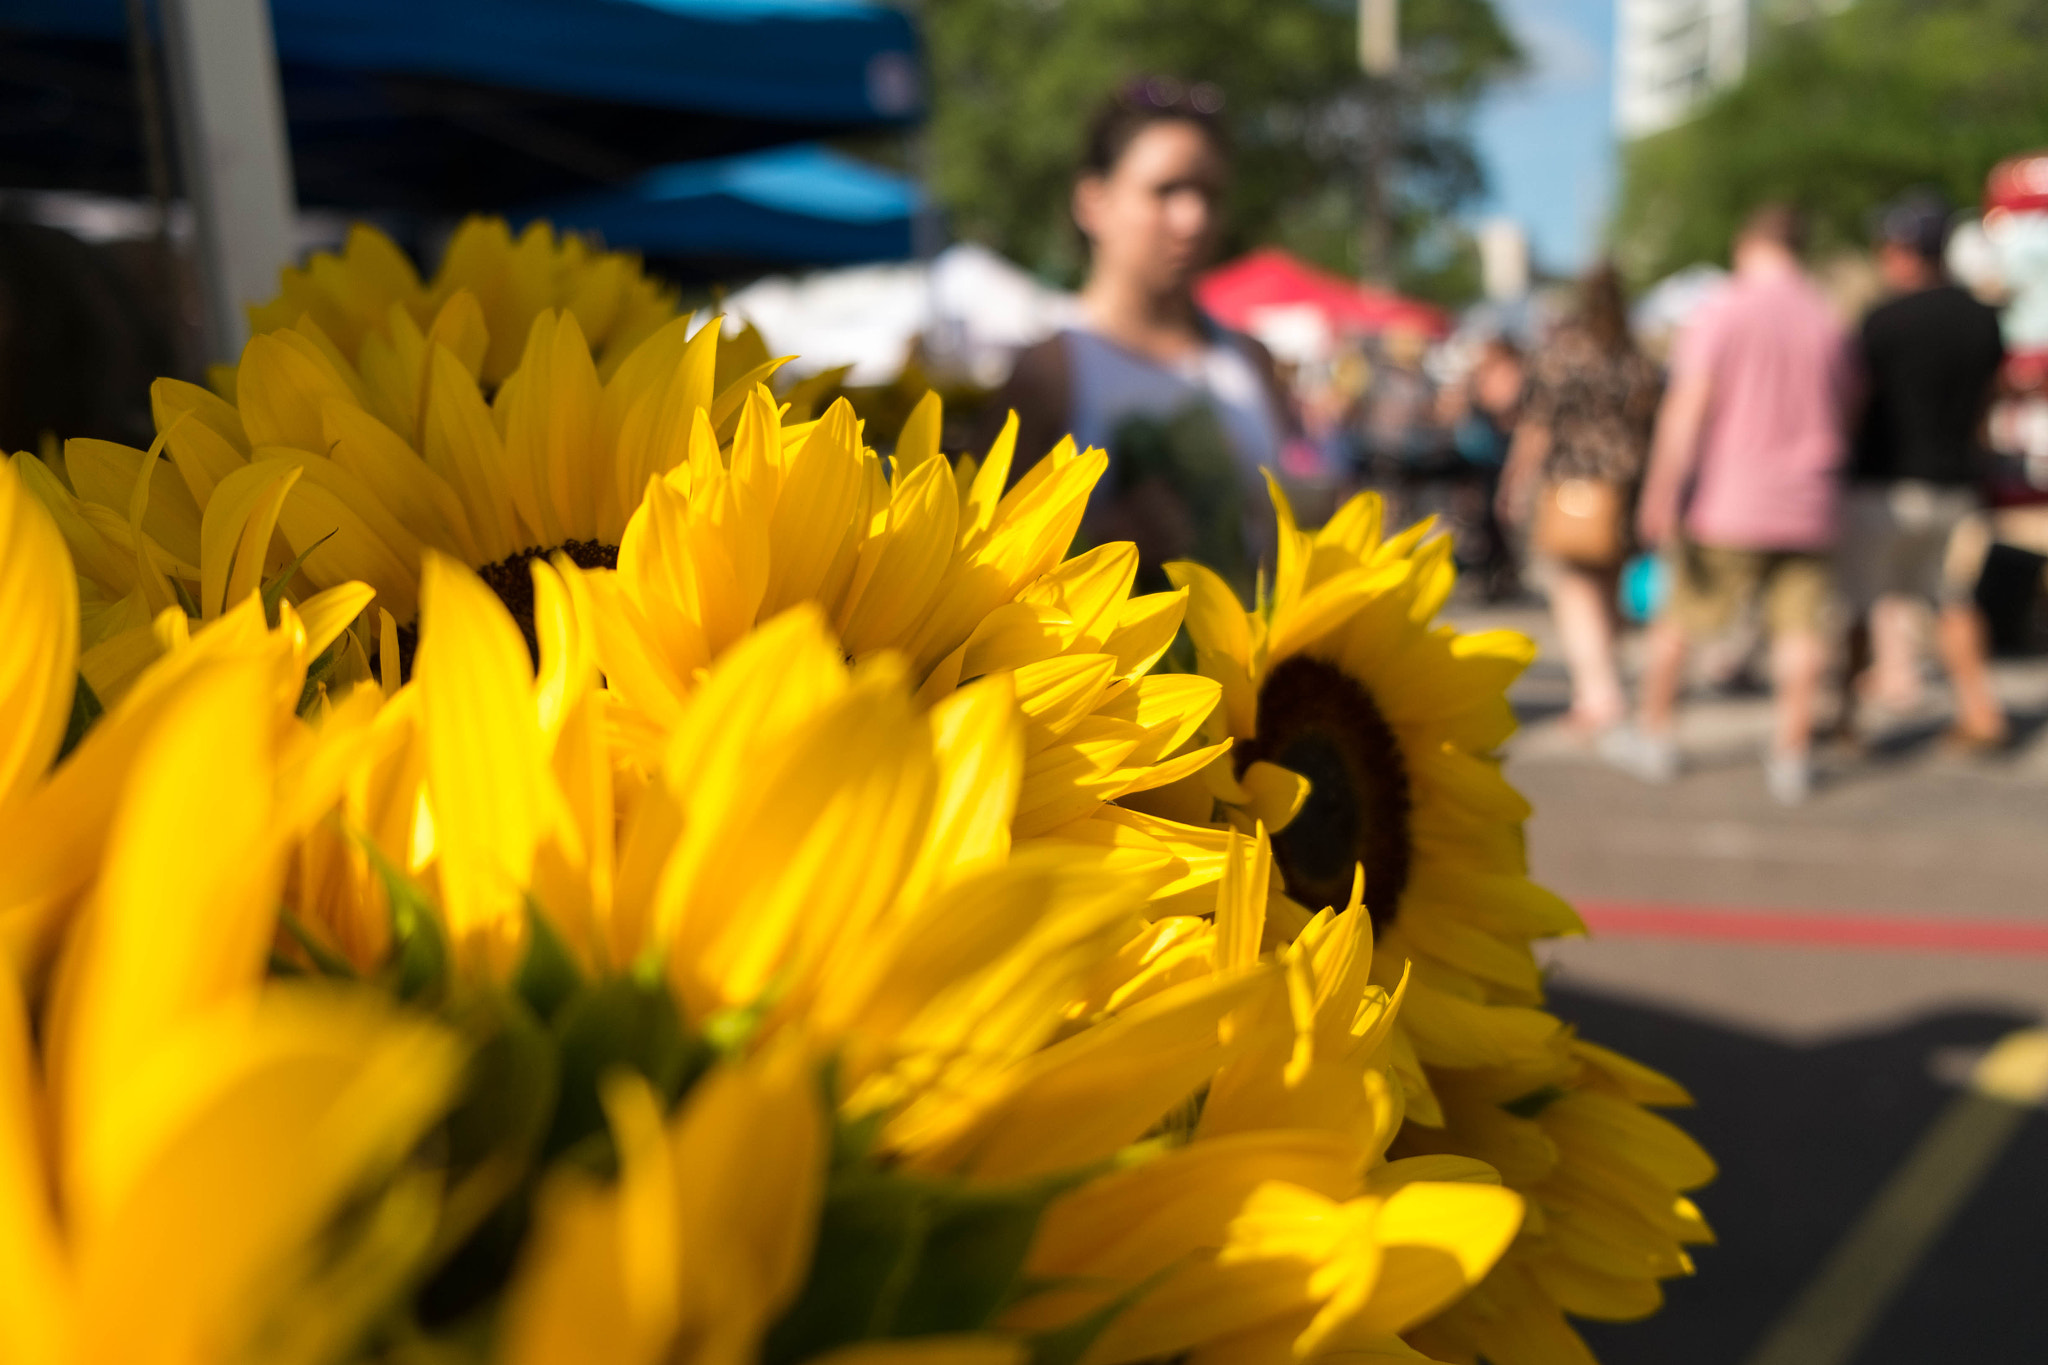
{"left": 1545, "top": 986, "right": 2048, "bottom": 1365}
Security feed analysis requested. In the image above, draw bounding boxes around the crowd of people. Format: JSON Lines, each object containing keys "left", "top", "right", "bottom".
{"left": 988, "top": 79, "right": 2020, "bottom": 806}
{"left": 1512, "top": 200, "right": 2009, "bottom": 805}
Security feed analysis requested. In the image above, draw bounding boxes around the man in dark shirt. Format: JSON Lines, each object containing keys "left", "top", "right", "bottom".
{"left": 1840, "top": 193, "right": 2007, "bottom": 747}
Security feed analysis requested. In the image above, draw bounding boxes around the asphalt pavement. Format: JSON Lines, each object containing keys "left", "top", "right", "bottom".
{"left": 1451, "top": 599, "right": 2048, "bottom": 1365}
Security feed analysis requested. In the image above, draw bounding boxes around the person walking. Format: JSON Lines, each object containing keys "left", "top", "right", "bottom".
{"left": 1837, "top": 192, "right": 2008, "bottom": 750}
{"left": 1445, "top": 333, "right": 1527, "bottom": 599}
{"left": 990, "top": 78, "right": 1291, "bottom": 591}
{"left": 1498, "top": 263, "right": 1661, "bottom": 733}
{"left": 1605, "top": 205, "right": 1855, "bottom": 804}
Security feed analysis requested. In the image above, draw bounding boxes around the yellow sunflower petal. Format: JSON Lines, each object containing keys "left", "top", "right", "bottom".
{"left": 0, "top": 965, "right": 69, "bottom": 1365}
{"left": 413, "top": 552, "right": 559, "bottom": 974}
{"left": 0, "top": 456, "right": 78, "bottom": 809}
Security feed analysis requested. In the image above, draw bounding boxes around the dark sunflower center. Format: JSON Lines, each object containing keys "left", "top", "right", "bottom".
{"left": 1237, "top": 654, "right": 1411, "bottom": 929}
{"left": 393, "top": 540, "right": 620, "bottom": 681}
{"left": 478, "top": 539, "right": 619, "bottom": 665}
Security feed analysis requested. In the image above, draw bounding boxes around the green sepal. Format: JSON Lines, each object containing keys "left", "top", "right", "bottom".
{"left": 512, "top": 900, "right": 583, "bottom": 1023}
{"left": 542, "top": 972, "right": 707, "bottom": 1162}
{"left": 443, "top": 990, "right": 558, "bottom": 1175}
{"left": 1023, "top": 1260, "right": 1181, "bottom": 1365}
{"left": 762, "top": 1165, "right": 1092, "bottom": 1364}
{"left": 169, "top": 575, "right": 200, "bottom": 620}
{"left": 830, "top": 1107, "right": 890, "bottom": 1174}
{"left": 412, "top": 989, "right": 558, "bottom": 1332}
{"left": 1502, "top": 1084, "right": 1568, "bottom": 1119}
{"left": 360, "top": 840, "right": 449, "bottom": 1008}
{"left": 278, "top": 907, "right": 359, "bottom": 978}
{"left": 294, "top": 637, "right": 346, "bottom": 716}
{"left": 57, "top": 673, "right": 101, "bottom": 763}
{"left": 703, "top": 994, "right": 774, "bottom": 1059}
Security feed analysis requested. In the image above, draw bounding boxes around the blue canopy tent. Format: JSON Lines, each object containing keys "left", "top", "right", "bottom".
{"left": 0, "top": 0, "right": 922, "bottom": 212}
{"left": 526, "top": 143, "right": 921, "bottom": 272}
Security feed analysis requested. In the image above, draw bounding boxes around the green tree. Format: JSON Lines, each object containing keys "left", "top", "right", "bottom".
{"left": 1615, "top": 0, "right": 2048, "bottom": 284}
{"left": 923, "top": 0, "right": 1522, "bottom": 301}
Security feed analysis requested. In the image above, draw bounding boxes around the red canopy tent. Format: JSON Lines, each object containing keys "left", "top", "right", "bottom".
{"left": 1196, "top": 247, "right": 1451, "bottom": 340}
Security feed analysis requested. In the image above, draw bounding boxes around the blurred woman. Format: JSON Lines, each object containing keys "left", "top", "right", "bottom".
{"left": 1444, "top": 333, "right": 1527, "bottom": 598}
{"left": 991, "top": 78, "right": 1291, "bottom": 590}
{"left": 1498, "top": 263, "right": 1662, "bottom": 733}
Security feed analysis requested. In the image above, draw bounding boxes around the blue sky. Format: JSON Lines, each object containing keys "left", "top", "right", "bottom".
{"left": 1468, "top": 0, "right": 1617, "bottom": 272}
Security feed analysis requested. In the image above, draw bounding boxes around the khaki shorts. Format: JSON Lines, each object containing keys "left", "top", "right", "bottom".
{"left": 1668, "top": 540, "right": 1832, "bottom": 638}
{"left": 1836, "top": 481, "right": 1979, "bottom": 611}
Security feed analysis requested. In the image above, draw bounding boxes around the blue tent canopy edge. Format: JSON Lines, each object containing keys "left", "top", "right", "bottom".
{"left": 1, "top": 0, "right": 923, "bottom": 123}
{"left": 524, "top": 142, "right": 922, "bottom": 263}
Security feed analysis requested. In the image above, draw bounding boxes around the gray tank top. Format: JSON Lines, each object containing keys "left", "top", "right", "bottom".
{"left": 1059, "top": 323, "right": 1285, "bottom": 584}
{"left": 1062, "top": 325, "right": 1286, "bottom": 481}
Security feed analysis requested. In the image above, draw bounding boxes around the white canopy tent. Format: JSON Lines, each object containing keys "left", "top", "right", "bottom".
{"left": 722, "top": 243, "right": 1079, "bottom": 388}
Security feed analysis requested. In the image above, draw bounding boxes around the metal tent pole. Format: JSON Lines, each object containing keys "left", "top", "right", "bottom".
{"left": 1357, "top": 0, "right": 1400, "bottom": 285}
{"left": 157, "top": 0, "right": 297, "bottom": 364}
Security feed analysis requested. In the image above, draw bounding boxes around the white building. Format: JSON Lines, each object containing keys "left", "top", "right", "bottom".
{"left": 1614, "top": 0, "right": 1753, "bottom": 139}
{"left": 1615, "top": 0, "right": 1854, "bottom": 139}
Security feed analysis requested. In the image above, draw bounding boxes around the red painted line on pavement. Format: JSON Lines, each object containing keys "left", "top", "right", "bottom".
{"left": 1574, "top": 900, "right": 2048, "bottom": 955}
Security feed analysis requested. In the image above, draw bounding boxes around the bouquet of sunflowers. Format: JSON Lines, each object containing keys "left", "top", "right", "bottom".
{"left": 0, "top": 222, "right": 1711, "bottom": 1365}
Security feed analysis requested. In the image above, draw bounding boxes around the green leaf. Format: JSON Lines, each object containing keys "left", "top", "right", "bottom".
{"left": 260, "top": 526, "right": 337, "bottom": 626}
{"left": 57, "top": 673, "right": 101, "bottom": 762}
{"left": 543, "top": 974, "right": 707, "bottom": 1161}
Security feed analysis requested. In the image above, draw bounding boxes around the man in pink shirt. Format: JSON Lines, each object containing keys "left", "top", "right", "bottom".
{"left": 1605, "top": 205, "right": 1854, "bottom": 803}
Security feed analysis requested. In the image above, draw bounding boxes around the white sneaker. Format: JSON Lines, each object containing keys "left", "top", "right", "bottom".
{"left": 1765, "top": 749, "right": 1813, "bottom": 806}
{"left": 1600, "top": 725, "right": 1679, "bottom": 784}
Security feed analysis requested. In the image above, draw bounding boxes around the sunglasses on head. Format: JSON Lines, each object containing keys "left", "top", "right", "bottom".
{"left": 1118, "top": 77, "right": 1226, "bottom": 116}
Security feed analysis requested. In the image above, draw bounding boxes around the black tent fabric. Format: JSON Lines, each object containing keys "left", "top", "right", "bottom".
{"left": 0, "top": 0, "right": 922, "bottom": 212}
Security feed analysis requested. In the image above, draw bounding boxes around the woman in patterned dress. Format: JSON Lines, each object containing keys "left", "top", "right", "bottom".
{"left": 1498, "top": 262, "right": 1663, "bottom": 734}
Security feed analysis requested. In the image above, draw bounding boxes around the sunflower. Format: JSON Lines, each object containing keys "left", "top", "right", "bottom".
{"left": 565, "top": 386, "right": 1228, "bottom": 870}
{"left": 27, "top": 288, "right": 784, "bottom": 670}
{"left": 246, "top": 217, "right": 680, "bottom": 388}
{"left": 0, "top": 454, "right": 460, "bottom": 1365}
{"left": 12, "top": 431, "right": 386, "bottom": 710}
{"left": 997, "top": 829, "right": 1529, "bottom": 1365}
{"left": 5, "top": 440, "right": 1531, "bottom": 1365}
{"left": 295, "top": 553, "right": 1521, "bottom": 1364}
{"left": 0, "top": 453, "right": 385, "bottom": 971}
{"left": 19, "top": 217, "right": 785, "bottom": 666}
{"left": 0, "top": 479, "right": 1220, "bottom": 1364}
{"left": 1150, "top": 480, "right": 1713, "bottom": 1363}
{"left": 38, "top": 235, "right": 1215, "bottom": 865}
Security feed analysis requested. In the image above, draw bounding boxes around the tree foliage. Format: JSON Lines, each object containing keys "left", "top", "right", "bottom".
{"left": 1615, "top": 0, "right": 2048, "bottom": 284}
{"left": 924, "top": 0, "right": 1522, "bottom": 298}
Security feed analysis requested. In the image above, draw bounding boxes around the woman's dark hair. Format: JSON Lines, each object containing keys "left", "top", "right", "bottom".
{"left": 1081, "top": 77, "right": 1229, "bottom": 176}
{"left": 1578, "top": 260, "right": 1634, "bottom": 356}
